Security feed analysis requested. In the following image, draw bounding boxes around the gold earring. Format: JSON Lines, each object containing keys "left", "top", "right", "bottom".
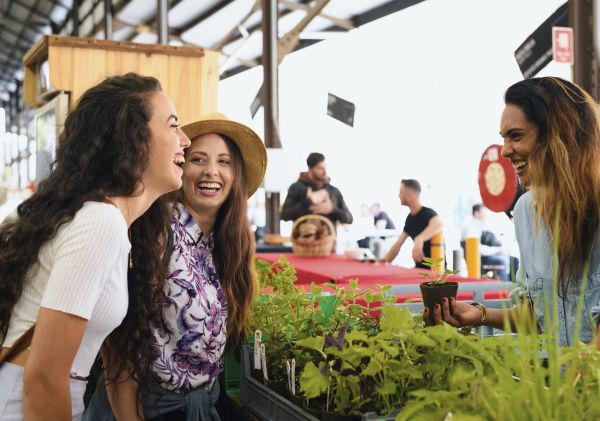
{"left": 128, "top": 229, "right": 133, "bottom": 269}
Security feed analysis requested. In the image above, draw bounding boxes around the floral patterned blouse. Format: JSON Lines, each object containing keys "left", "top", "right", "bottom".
{"left": 151, "top": 204, "right": 228, "bottom": 391}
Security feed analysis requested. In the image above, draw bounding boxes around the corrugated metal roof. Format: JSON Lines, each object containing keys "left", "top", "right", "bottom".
{"left": 0, "top": 0, "right": 424, "bottom": 101}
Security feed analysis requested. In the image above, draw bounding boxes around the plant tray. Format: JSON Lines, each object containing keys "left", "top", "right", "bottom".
{"left": 221, "top": 348, "right": 241, "bottom": 398}
{"left": 240, "top": 345, "right": 319, "bottom": 421}
{"left": 240, "top": 345, "right": 400, "bottom": 421}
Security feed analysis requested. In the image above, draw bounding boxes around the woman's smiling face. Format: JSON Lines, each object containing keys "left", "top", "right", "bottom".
{"left": 181, "top": 133, "right": 233, "bottom": 216}
{"left": 500, "top": 103, "right": 539, "bottom": 188}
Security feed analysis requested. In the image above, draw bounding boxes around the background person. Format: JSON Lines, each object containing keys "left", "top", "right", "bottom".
{"left": 357, "top": 203, "right": 396, "bottom": 250}
{"left": 371, "top": 202, "right": 396, "bottom": 230}
{"left": 281, "top": 152, "right": 352, "bottom": 226}
{"left": 461, "top": 203, "right": 511, "bottom": 281}
{"left": 383, "top": 179, "right": 443, "bottom": 268}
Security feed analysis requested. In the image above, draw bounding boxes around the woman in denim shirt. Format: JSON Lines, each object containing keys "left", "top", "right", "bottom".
{"left": 428, "top": 77, "right": 600, "bottom": 348}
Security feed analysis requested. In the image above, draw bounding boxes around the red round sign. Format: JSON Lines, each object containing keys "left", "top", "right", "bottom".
{"left": 478, "top": 145, "right": 518, "bottom": 212}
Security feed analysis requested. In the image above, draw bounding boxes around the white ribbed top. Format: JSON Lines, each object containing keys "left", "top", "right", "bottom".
{"left": 2, "top": 201, "right": 130, "bottom": 377}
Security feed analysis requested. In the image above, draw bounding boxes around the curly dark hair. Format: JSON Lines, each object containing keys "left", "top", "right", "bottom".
{"left": 0, "top": 73, "right": 166, "bottom": 348}
{"left": 105, "top": 193, "right": 173, "bottom": 386}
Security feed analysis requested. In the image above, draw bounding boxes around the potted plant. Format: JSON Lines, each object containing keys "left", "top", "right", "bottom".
{"left": 418, "top": 257, "right": 459, "bottom": 323}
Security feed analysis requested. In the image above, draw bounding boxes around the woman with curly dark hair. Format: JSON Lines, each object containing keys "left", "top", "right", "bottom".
{"left": 0, "top": 72, "right": 190, "bottom": 419}
{"left": 84, "top": 113, "right": 267, "bottom": 420}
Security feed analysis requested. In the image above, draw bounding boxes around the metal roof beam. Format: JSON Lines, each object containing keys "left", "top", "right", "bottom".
{"left": 279, "top": 0, "right": 353, "bottom": 30}
{"left": 0, "top": 15, "right": 50, "bottom": 29}
{"left": 0, "top": 54, "right": 23, "bottom": 68}
{"left": 77, "top": 0, "right": 102, "bottom": 35}
{"left": 211, "top": 0, "right": 260, "bottom": 51}
{"left": 86, "top": 0, "right": 131, "bottom": 37}
{"left": 124, "top": 0, "right": 184, "bottom": 41}
{"left": 0, "top": 23, "right": 37, "bottom": 49}
{"left": 11, "top": 0, "right": 58, "bottom": 23}
{"left": 0, "top": 40, "right": 31, "bottom": 51}
{"left": 53, "top": 0, "right": 71, "bottom": 12}
{"left": 352, "top": 0, "right": 426, "bottom": 27}
{"left": 2, "top": 0, "right": 15, "bottom": 18}
{"left": 171, "top": 0, "right": 234, "bottom": 37}
{"left": 0, "top": 0, "right": 45, "bottom": 81}
{"left": 212, "top": 0, "right": 311, "bottom": 52}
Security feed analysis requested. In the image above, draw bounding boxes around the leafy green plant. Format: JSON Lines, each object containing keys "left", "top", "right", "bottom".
{"left": 247, "top": 252, "right": 600, "bottom": 421}
{"left": 419, "top": 257, "right": 458, "bottom": 285}
{"left": 248, "top": 257, "right": 395, "bottom": 398}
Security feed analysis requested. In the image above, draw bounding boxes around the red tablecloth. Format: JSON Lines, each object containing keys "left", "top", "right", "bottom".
{"left": 257, "top": 253, "right": 485, "bottom": 285}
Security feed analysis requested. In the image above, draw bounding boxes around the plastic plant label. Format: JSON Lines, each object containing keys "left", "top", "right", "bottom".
{"left": 254, "top": 330, "right": 262, "bottom": 370}
{"left": 260, "top": 343, "right": 269, "bottom": 381}
{"left": 291, "top": 358, "right": 296, "bottom": 396}
{"left": 286, "top": 360, "right": 292, "bottom": 392}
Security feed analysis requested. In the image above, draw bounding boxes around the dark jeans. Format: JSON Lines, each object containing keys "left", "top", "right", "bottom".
{"left": 147, "top": 377, "right": 250, "bottom": 421}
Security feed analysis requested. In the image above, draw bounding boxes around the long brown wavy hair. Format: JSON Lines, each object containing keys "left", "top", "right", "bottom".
{"left": 0, "top": 73, "right": 170, "bottom": 347}
{"left": 212, "top": 136, "right": 258, "bottom": 347}
{"left": 505, "top": 77, "right": 600, "bottom": 294}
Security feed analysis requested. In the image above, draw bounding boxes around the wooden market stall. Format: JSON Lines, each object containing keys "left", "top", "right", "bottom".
{"left": 22, "top": 35, "right": 219, "bottom": 125}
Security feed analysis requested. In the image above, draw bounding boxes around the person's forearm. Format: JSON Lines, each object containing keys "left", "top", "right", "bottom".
{"left": 414, "top": 223, "right": 442, "bottom": 243}
{"left": 23, "top": 375, "right": 71, "bottom": 420}
{"left": 106, "top": 370, "right": 143, "bottom": 421}
{"left": 101, "top": 342, "right": 143, "bottom": 421}
{"left": 384, "top": 242, "right": 401, "bottom": 263}
{"left": 281, "top": 199, "right": 309, "bottom": 221}
{"left": 483, "top": 302, "right": 534, "bottom": 332}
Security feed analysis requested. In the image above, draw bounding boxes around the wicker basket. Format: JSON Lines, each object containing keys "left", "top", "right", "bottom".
{"left": 291, "top": 214, "right": 335, "bottom": 257}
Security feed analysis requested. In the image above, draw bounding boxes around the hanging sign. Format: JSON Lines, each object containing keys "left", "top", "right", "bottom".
{"left": 478, "top": 144, "right": 518, "bottom": 212}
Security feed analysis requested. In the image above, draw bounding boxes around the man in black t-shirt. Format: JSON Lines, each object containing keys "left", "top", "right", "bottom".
{"left": 383, "top": 179, "right": 443, "bottom": 268}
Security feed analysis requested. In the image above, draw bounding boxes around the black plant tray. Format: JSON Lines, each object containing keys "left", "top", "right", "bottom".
{"left": 240, "top": 345, "right": 400, "bottom": 421}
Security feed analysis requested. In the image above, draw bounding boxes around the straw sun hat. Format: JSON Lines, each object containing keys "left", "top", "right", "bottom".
{"left": 181, "top": 113, "right": 267, "bottom": 197}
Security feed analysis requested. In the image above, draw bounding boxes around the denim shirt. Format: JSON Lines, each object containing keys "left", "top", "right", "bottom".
{"left": 514, "top": 192, "right": 600, "bottom": 346}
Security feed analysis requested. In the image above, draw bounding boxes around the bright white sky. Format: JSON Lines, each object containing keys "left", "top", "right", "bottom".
{"left": 219, "top": 0, "right": 569, "bottom": 266}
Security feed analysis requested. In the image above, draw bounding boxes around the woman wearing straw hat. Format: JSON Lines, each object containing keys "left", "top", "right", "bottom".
{"left": 84, "top": 114, "right": 267, "bottom": 420}
{"left": 428, "top": 77, "right": 600, "bottom": 348}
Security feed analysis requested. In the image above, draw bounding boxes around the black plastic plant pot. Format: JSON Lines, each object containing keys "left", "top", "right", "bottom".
{"left": 419, "top": 281, "right": 459, "bottom": 324}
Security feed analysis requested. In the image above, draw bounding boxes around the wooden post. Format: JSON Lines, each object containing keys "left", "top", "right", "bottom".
{"left": 570, "top": 0, "right": 598, "bottom": 99}
{"left": 262, "top": 0, "right": 281, "bottom": 235}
